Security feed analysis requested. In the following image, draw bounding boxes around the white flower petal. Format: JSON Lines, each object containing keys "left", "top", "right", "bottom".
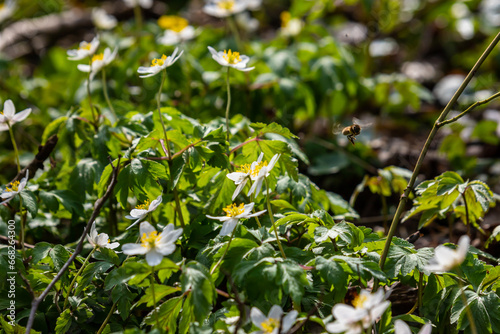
{"left": 220, "top": 218, "right": 238, "bottom": 236}
{"left": 156, "top": 243, "right": 176, "bottom": 256}
{"left": 267, "top": 304, "right": 283, "bottom": 321}
{"left": 394, "top": 320, "right": 411, "bottom": 334}
{"left": 250, "top": 307, "right": 267, "bottom": 329}
{"left": 3, "top": 100, "right": 15, "bottom": 118}
{"left": 281, "top": 310, "right": 298, "bottom": 332}
{"left": 122, "top": 243, "right": 148, "bottom": 255}
{"left": 139, "top": 221, "right": 157, "bottom": 236}
{"left": 146, "top": 250, "right": 164, "bottom": 266}
{"left": 106, "top": 242, "right": 120, "bottom": 249}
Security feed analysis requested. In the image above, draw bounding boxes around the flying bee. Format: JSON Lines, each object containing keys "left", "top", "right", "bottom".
{"left": 333, "top": 117, "right": 372, "bottom": 145}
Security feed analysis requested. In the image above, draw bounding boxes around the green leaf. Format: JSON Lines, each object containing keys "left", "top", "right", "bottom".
{"left": 31, "top": 242, "right": 52, "bottom": 264}
{"left": 137, "top": 285, "right": 181, "bottom": 307}
{"left": 54, "top": 309, "right": 72, "bottom": 334}
{"left": 181, "top": 261, "right": 214, "bottom": 322}
{"left": 479, "top": 266, "right": 500, "bottom": 292}
{"left": 49, "top": 244, "right": 70, "bottom": 272}
{"left": 70, "top": 158, "right": 101, "bottom": 200}
{"left": 40, "top": 190, "right": 84, "bottom": 218}
{"left": 451, "top": 290, "right": 500, "bottom": 334}
{"left": 143, "top": 296, "right": 184, "bottom": 332}
{"left": 275, "top": 259, "right": 311, "bottom": 305}
{"left": 19, "top": 190, "right": 37, "bottom": 217}
{"left": 76, "top": 261, "right": 115, "bottom": 295}
{"left": 273, "top": 213, "right": 316, "bottom": 230}
{"left": 315, "top": 256, "right": 348, "bottom": 300}
{"left": 385, "top": 243, "right": 433, "bottom": 277}
{"left": 104, "top": 261, "right": 151, "bottom": 290}
{"left": 250, "top": 122, "right": 298, "bottom": 139}
{"left": 111, "top": 284, "right": 136, "bottom": 320}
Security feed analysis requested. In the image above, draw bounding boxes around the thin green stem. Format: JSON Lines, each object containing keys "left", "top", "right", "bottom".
{"left": 250, "top": 192, "right": 262, "bottom": 228}
{"left": 63, "top": 247, "right": 96, "bottom": 310}
{"left": 157, "top": 70, "right": 171, "bottom": 160}
{"left": 227, "top": 15, "right": 243, "bottom": 51}
{"left": 101, "top": 69, "right": 117, "bottom": 122}
{"left": 7, "top": 124, "right": 20, "bottom": 172}
{"left": 456, "top": 274, "right": 477, "bottom": 334}
{"left": 173, "top": 188, "right": 185, "bottom": 229}
{"left": 151, "top": 266, "right": 161, "bottom": 330}
{"left": 19, "top": 195, "right": 25, "bottom": 259}
{"left": 133, "top": 4, "right": 142, "bottom": 33}
{"left": 86, "top": 58, "right": 98, "bottom": 130}
{"left": 96, "top": 301, "right": 117, "bottom": 334}
{"left": 265, "top": 177, "right": 286, "bottom": 258}
{"left": 225, "top": 67, "right": 231, "bottom": 146}
{"left": 417, "top": 271, "right": 423, "bottom": 316}
{"left": 438, "top": 91, "right": 500, "bottom": 127}
{"left": 210, "top": 224, "right": 238, "bottom": 275}
{"left": 375, "top": 31, "right": 500, "bottom": 288}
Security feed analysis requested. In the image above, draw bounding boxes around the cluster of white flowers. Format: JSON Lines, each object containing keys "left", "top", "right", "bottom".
{"left": 227, "top": 152, "right": 280, "bottom": 200}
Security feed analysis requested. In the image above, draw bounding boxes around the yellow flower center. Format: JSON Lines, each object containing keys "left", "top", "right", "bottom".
{"left": 280, "top": 11, "right": 291, "bottom": 27}
{"left": 261, "top": 318, "right": 279, "bottom": 333}
{"left": 218, "top": 0, "right": 234, "bottom": 10}
{"left": 151, "top": 55, "right": 168, "bottom": 67}
{"left": 352, "top": 293, "right": 368, "bottom": 309}
{"left": 92, "top": 53, "right": 104, "bottom": 63}
{"left": 6, "top": 181, "right": 20, "bottom": 192}
{"left": 79, "top": 42, "right": 92, "bottom": 51}
{"left": 222, "top": 49, "right": 241, "bottom": 64}
{"left": 135, "top": 199, "right": 151, "bottom": 210}
{"left": 158, "top": 15, "right": 189, "bottom": 32}
{"left": 251, "top": 161, "right": 268, "bottom": 177}
{"left": 223, "top": 203, "right": 245, "bottom": 217}
{"left": 237, "top": 164, "right": 252, "bottom": 174}
{"left": 141, "top": 231, "right": 160, "bottom": 248}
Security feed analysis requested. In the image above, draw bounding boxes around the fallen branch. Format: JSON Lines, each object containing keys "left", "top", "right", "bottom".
{"left": 24, "top": 156, "right": 121, "bottom": 334}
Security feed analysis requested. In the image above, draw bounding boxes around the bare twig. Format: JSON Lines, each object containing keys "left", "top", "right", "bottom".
{"left": 376, "top": 31, "right": 500, "bottom": 285}
{"left": 437, "top": 91, "right": 500, "bottom": 127}
{"left": 24, "top": 156, "right": 121, "bottom": 334}
{"left": 10, "top": 134, "right": 58, "bottom": 184}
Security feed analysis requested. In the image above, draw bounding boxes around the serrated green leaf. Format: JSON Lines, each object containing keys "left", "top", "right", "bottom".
{"left": 49, "top": 244, "right": 70, "bottom": 272}
{"left": 181, "top": 261, "right": 214, "bottom": 322}
{"left": 54, "top": 309, "right": 72, "bottom": 334}
{"left": 19, "top": 190, "right": 37, "bottom": 217}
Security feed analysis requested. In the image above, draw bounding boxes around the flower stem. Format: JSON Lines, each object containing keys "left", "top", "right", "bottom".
{"left": 157, "top": 71, "right": 185, "bottom": 229}
{"left": 7, "top": 124, "right": 21, "bottom": 172}
{"left": 151, "top": 266, "right": 161, "bottom": 330}
{"left": 19, "top": 195, "right": 25, "bottom": 259}
{"left": 173, "top": 188, "right": 185, "bottom": 229}
{"left": 96, "top": 301, "right": 117, "bottom": 334}
{"left": 264, "top": 176, "right": 286, "bottom": 258}
{"left": 133, "top": 4, "right": 142, "bottom": 33}
{"left": 210, "top": 223, "right": 238, "bottom": 275}
{"left": 158, "top": 70, "right": 171, "bottom": 160}
{"left": 456, "top": 273, "right": 478, "bottom": 334}
{"left": 250, "top": 192, "right": 262, "bottom": 228}
{"left": 101, "top": 69, "right": 117, "bottom": 122}
{"left": 86, "top": 58, "right": 98, "bottom": 130}
{"left": 63, "top": 247, "right": 96, "bottom": 310}
{"left": 225, "top": 67, "right": 231, "bottom": 147}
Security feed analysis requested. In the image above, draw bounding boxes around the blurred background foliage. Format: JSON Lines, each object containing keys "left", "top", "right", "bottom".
{"left": 1, "top": 0, "right": 500, "bottom": 244}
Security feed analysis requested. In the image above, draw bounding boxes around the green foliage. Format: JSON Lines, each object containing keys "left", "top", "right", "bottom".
{"left": 403, "top": 171, "right": 495, "bottom": 229}
{"left": 2, "top": 0, "right": 499, "bottom": 333}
